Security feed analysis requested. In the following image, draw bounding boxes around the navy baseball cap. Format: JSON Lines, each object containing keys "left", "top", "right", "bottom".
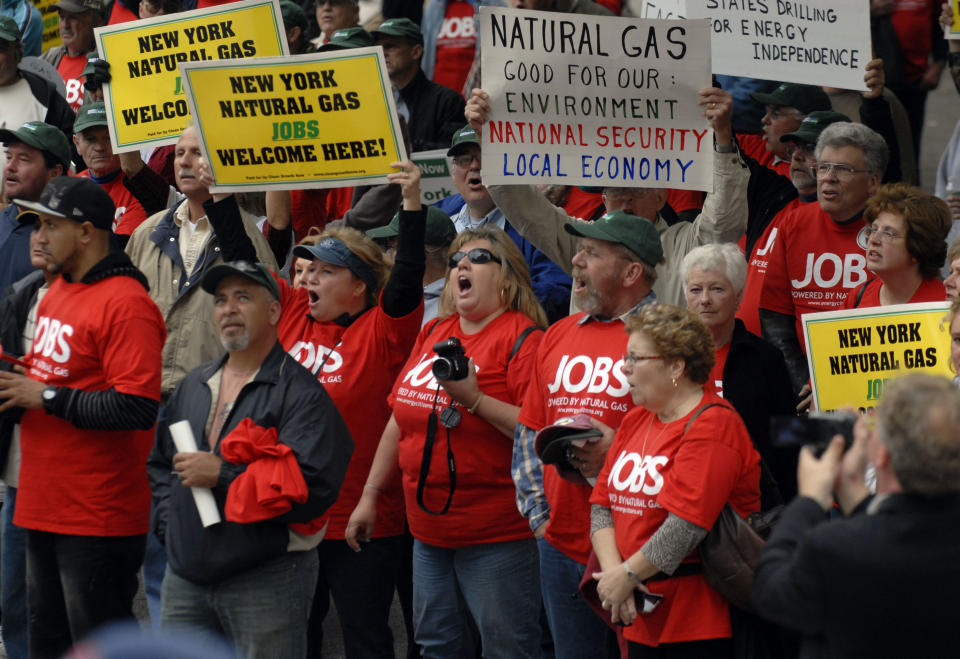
{"left": 294, "top": 236, "right": 378, "bottom": 292}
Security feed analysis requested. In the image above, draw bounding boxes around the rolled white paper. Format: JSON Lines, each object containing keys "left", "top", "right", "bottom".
{"left": 169, "top": 420, "right": 221, "bottom": 527}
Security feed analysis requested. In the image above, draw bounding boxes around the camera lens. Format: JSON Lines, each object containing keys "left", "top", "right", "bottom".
{"left": 432, "top": 359, "right": 452, "bottom": 381}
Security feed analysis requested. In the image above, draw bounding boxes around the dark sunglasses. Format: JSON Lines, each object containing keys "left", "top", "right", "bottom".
{"left": 448, "top": 248, "right": 501, "bottom": 269}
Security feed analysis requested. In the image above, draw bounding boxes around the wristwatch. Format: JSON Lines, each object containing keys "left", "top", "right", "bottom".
{"left": 41, "top": 386, "right": 58, "bottom": 414}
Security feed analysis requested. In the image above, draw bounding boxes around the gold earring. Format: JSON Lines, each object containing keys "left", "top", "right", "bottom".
{"left": 672, "top": 377, "right": 678, "bottom": 388}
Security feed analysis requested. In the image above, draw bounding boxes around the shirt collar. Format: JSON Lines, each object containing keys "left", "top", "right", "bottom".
{"left": 173, "top": 201, "right": 208, "bottom": 229}
{"left": 576, "top": 290, "right": 657, "bottom": 325}
{"left": 453, "top": 204, "right": 505, "bottom": 233}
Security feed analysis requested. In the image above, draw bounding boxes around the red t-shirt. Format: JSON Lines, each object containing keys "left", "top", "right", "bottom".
{"left": 288, "top": 188, "right": 354, "bottom": 242}
{"left": 107, "top": 0, "right": 138, "bottom": 24}
{"left": 890, "top": 0, "right": 937, "bottom": 81}
{"left": 563, "top": 186, "right": 603, "bottom": 221}
{"left": 276, "top": 279, "right": 423, "bottom": 539}
{"left": 759, "top": 203, "right": 869, "bottom": 351}
{"left": 390, "top": 311, "right": 542, "bottom": 547}
{"left": 736, "top": 197, "right": 808, "bottom": 335}
{"left": 59, "top": 53, "right": 88, "bottom": 112}
{"left": 15, "top": 275, "right": 165, "bottom": 536}
{"left": 518, "top": 313, "right": 634, "bottom": 564}
{"left": 590, "top": 395, "right": 761, "bottom": 646}
{"left": 707, "top": 343, "right": 730, "bottom": 398}
{"left": 666, "top": 189, "right": 704, "bottom": 215}
{"left": 78, "top": 170, "right": 149, "bottom": 236}
{"left": 196, "top": 0, "right": 236, "bottom": 7}
{"left": 433, "top": 0, "right": 476, "bottom": 97}
{"left": 842, "top": 276, "right": 946, "bottom": 309}
{"left": 736, "top": 133, "right": 790, "bottom": 177}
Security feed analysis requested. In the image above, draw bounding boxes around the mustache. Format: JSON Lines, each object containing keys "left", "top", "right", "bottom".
{"left": 178, "top": 168, "right": 197, "bottom": 179}
{"left": 220, "top": 316, "right": 245, "bottom": 330}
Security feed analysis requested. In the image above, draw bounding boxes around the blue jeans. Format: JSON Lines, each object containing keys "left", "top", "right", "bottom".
{"left": 537, "top": 537, "right": 615, "bottom": 659}
{"left": 141, "top": 528, "right": 166, "bottom": 630}
{"left": 161, "top": 550, "right": 319, "bottom": 659}
{"left": 413, "top": 538, "right": 541, "bottom": 659}
{"left": 1, "top": 486, "right": 27, "bottom": 659}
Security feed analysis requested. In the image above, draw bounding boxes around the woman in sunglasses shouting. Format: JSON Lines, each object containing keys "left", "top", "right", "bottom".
{"left": 347, "top": 224, "right": 548, "bottom": 658}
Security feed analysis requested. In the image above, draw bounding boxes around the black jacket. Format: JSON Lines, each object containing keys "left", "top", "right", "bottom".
{"left": 400, "top": 69, "right": 466, "bottom": 153}
{"left": 723, "top": 320, "right": 798, "bottom": 502}
{"left": 753, "top": 493, "right": 960, "bottom": 658}
{"left": 0, "top": 270, "right": 45, "bottom": 469}
{"left": 147, "top": 342, "right": 353, "bottom": 585}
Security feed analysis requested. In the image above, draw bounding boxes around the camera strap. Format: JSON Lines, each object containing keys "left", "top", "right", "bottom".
{"left": 417, "top": 384, "right": 457, "bottom": 515}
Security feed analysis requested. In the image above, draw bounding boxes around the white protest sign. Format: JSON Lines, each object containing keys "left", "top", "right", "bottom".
{"left": 478, "top": 7, "right": 713, "bottom": 191}
{"left": 686, "top": 0, "right": 870, "bottom": 90}
{"left": 411, "top": 149, "right": 457, "bottom": 205}
{"left": 624, "top": 0, "right": 687, "bottom": 19}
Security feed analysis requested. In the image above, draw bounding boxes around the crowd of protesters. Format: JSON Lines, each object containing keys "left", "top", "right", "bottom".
{"left": 0, "top": 0, "right": 959, "bottom": 658}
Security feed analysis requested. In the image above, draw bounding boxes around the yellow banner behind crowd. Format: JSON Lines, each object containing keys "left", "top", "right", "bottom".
{"left": 35, "top": 0, "right": 62, "bottom": 52}
{"left": 803, "top": 302, "right": 953, "bottom": 413}
{"left": 181, "top": 48, "right": 407, "bottom": 191}
{"left": 95, "top": 0, "right": 288, "bottom": 153}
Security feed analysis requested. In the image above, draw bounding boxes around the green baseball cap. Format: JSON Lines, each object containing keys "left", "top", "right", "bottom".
{"left": 780, "top": 111, "right": 851, "bottom": 145}
{"left": 564, "top": 210, "right": 663, "bottom": 266}
{"left": 750, "top": 83, "right": 830, "bottom": 115}
{"left": 372, "top": 18, "right": 423, "bottom": 44}
{"left": 280, "top": 0, "right": 308, "bottom": 31}
{"left": 0, "top": 16, "right": 19, "bottom": 41}
{"left": 201, "top": 260, "right": 281, "bottom": 300}
{"left": 367, "top": 205, "right": 456, "bottom": 246}
{"left": 318, "top": 27, "right": 374, "bottom": 51}
{"left": 73, "top": 102, "right": 109, "bottom": 134}
{"left": 447, "top": 125, "right": 479, "bottom": 157}
{"left": 0, "top": 121, "right": 72, "bottom": 171}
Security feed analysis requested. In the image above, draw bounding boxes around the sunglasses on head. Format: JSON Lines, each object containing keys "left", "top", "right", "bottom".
{"left": 448, "top": 248, "right": 501, "bottom": 269}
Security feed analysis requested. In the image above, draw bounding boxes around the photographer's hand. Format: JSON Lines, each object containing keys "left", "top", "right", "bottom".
{"left": 797, "top": 436, "right": 845, "bottom": 511}
{"left": 438, "top": 359, "right": 521, "bottom": 439}
{"left": 835, "top": 415, "right": 872, "bottom": 515}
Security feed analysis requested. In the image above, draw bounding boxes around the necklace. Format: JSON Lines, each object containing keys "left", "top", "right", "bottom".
{"left": 640, "top": 414, "right": 673, "bottom": 457}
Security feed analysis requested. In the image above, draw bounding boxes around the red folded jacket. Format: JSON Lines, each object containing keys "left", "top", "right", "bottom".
{"left": 220, "top": 418, "right": 327, "bottom": 535}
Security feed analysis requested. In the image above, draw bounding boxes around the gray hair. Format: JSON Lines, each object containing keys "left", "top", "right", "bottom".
{"left": 815, "top": 122, "right": 888, "bottom": 176}
{"left": 680, "top": 243, "right": 747, "bottom": 294}
{"left": 877, "top": 374, "right": 960, "bottom": 495}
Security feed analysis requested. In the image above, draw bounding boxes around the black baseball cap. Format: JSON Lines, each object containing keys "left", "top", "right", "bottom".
{"left": 14, "top": 176, "right": 115, "bottom": 230}
{"left": 564, "top": 210, "right": 664, "bottom": 266}
{"left": 201, "top": 261, "right": 281, "bottom": 300}
{"left": 749, "top": 83, "right": 831, "bottom": 115}
{"left": 0, "top": 121, "right": 72, "bottom": 171}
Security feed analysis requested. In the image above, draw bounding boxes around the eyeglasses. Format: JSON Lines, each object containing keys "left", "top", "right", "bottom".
{"left": 452, "top": 153, "right": 481, "bottom": 168}
{"left": 765, "top": 106, "right": 802, "bottom": 121}
{"left": 448, "top": 248, "right": 501, "bottom": 269}
{"left": 814, "top": 162, "right": 872, "bottom": 180}
{"left": 785, "top": 142, "right": 816, "bottom": 159}
{"left": 622, "top": 353, "right": 663, "bottom": 366}
{"left": 864, "top": 225, "right": 903, "bottom": 243}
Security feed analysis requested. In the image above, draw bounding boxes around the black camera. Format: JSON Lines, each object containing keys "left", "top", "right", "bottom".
{"left": 432, "top": 337, "right": 470, "bottom": 381}
{"left": 770, "top": 412, "right": 857, "bottom": 457}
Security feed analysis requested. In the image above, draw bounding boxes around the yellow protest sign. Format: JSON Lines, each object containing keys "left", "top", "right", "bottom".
{"left": 802, "top": 302, "right": 952, "bottom": 413}
{"left": 94, "top": 0, "right": 288, "bottom": 153}
{"left": 35, "top": 0, "right": 62, "bottom": 52}
{"left": 180, "top": 48, "right": 407, "bottom": 191}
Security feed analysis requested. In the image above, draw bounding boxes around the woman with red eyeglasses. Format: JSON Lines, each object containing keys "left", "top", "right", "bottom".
{"left": 347, "top": 224, "right": 548, "bottom": 658}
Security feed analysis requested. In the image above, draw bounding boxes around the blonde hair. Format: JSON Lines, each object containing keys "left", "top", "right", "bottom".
{"left": 438, "top": 225, "right": 547, "bottom": 329}
{"left": 316, "top": 226, "right": 392, "bottom": 308}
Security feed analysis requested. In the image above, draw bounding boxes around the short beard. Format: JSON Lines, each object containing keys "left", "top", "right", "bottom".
{"left": 220, "top": 330, "right": 250, "bottom": 352}
{"left": 573, "top": 284, "right": 605, "bottom": 317}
